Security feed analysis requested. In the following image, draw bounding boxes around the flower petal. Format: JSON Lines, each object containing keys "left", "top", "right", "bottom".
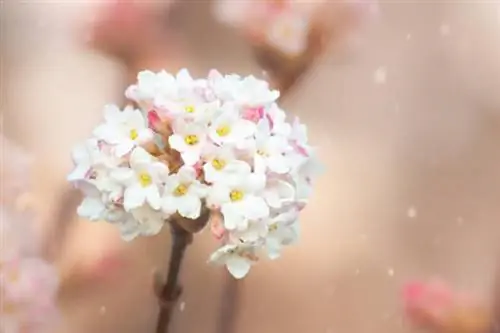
{"left": 77, "top": 197, "right": 105, "bottom": 220}
{"left": 123, "top": 185, "right": 146, "bottom": 211}
{"left": 226, "top": 256, "right": 251, "bottom": 279}
{"left": 177, "top": 194, "right": 201, "bottom": 220}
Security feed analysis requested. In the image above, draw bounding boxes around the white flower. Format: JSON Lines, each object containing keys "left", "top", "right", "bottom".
{"left": 77, "top": 195, "right": 106, "bottom": 221}
{"left": 93, "top": 105, "right": 154, "bottom": 157}
{"left": 252, "top": 120, "right": 291, "bottom": 174}
{"left": 262, "top": 178, "right": 295, "bottom": 209}
{"left": 233, "top": 76, "right": 280, "bottom": 107}
{"left": 67, "top": 139, "right": 102, "bottom": 182}
{"left": 208, "top": 244, "right": 257, "bottom": 279}
{"left": 156, "top": 99, "right": 220, "bottom": 123}
{"left": 202, "top": 146, "right": 251, "bottom": 183}
{"left": 115, "top": 206, "right": 165, "bottom": 242}
{"left": 265, "top": 210, "right": 300, "bottom": 259}
{"left": 168, "top": 120, "right": 207, "bottom": 166}
{"left": 111, "top": 147, "right": 169, "bottom": 211}
{"left": 67, "top": 139, "right": 121, "bottom": 193}
{"left": 208, "top": 168, "right": 269, "bottom": 230}
{"left": 161, "top": 166, "right": 207, "bottom": 220}
{"left": 125, "top": 70, "right": 177, "bottom": 105}
{"left": 266, "top": 11, "right": 310, "bottom": 56}
{"left": 208, "top": 103, "right": 256, "bottom": 146}
{"left": 267, "top": 104, "right": 292, "bottom": 137}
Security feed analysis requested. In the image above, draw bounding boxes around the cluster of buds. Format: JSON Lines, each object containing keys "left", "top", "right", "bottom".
{"left": 1, "top": 134, "right": 59, "bottom": 333}
{"left": 68, "top": 69, "right": 321, "bottom": 278}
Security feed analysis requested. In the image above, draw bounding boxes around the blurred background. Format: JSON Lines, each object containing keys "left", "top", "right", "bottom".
{"left": 2, "top": 1, "right": 500, "bottom": 333}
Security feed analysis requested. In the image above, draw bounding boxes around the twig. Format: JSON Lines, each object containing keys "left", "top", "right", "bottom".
{"left": 155, "top": 222, "right": 192, "bottom": 333}
{"left": 154, "top": 210, "right": 209, "bottom": 333}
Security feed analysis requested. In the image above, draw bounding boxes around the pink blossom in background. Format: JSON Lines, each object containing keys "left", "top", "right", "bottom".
{"left": 402, "top": 279, "right": 456, "bottom": 326}
{"left": 401, "top": 279, "right": 488, "bottom": 332}
{"left": 1, "top": 210, "right": 60, "bottom": 333}
{"left": 1, "top": 134, "right": 59, "bottom": 333}
{"left": 213, "top": 0, "right": 378, "bottom": 56}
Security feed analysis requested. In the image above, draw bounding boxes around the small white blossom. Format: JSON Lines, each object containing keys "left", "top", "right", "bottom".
{"left": 202, "top": 146, "right": 251, "bottom": 183}
{"left": 208, "top": 244, "right": 257, "bottom": 279}
{"left": 252, "top": 119, "right": 291, "bottom": 174}
{"left": 93, "top": 105, "right": 154, "bottom": 156}
{"left": 161, "top": 166, "right": 207, "bottom": 220}
{"left": 208, "top": 104, "right": 256, "bottom": 145}
{"left": 208, "top": 168, "right": 270, "bottom": 230}
{"left": 168, "top": 120, "right": 207, "bottom": 166}
{"left": 111, "top": 147, "right": 169, "bottom": 211}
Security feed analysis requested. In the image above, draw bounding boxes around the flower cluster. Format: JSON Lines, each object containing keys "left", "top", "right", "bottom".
{"left": 68, "top": 69, "right": 321, "bottom": 278}
{"left": 1, "top": 135, "right": 59, "bottom": 333}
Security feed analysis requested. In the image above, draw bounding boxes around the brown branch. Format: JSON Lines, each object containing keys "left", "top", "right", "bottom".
{"left": 155, "top": 210, "right": 210, "bottom": 333}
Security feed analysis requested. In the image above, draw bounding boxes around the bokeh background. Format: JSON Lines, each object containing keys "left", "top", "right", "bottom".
{"left": 2, "top": 1, "right": 500, "bottom": 333}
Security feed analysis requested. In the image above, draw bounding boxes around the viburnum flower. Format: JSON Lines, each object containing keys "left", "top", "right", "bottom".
{"left": 161, "top": 166, "right": 207, "bottom": 220}
{"left": 94, "top": 104, "right": 154, "bottom": 157}
{"left": 111, "top": 147, "right": 169, "bottom": 211}
{"left": 208, "top": 168, "right": 270, "bottom": 231}
{"left": 68, "top": 69, "right": 321, "bottom": 278}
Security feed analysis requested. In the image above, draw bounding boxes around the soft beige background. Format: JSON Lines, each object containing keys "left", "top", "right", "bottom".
{"left": 2, "top": 1, "right": 500, "bottom": 333}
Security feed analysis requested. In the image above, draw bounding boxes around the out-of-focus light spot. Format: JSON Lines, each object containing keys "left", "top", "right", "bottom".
{"left": 406, "top": 33, "right": 412, "bottom": 40}
{"left": 99, "top": 306, "right": 107, "bottom": 315}
{"left": 407, "top": 206, "right": 417, "bottom": 218}
{"left": 374, "top": 66, "right": 387, "bottom": 84}
{"left": 388, "top": 268, "right": 395, "bottom": 277}
{"left": 456, "top": 216, "right": 464, "bottom": 226}
{"left": 354, "top": 268, "right": 360, "bottom": 275}
{"left": 440, "top": 24, "right": 450, "bottom": 36}
{"left": 179, "top": 301, "right": 186, "bottom": 312}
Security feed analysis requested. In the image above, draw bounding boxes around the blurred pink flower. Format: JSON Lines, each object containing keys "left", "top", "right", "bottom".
{"left": 402, "top": 279, "right": 456, "bottom": 326}
{"left": 1, "top": 134, "right": 59, "bottom": 333}
{"left": 401, "top": 279, "right": 490, "bottom": 333}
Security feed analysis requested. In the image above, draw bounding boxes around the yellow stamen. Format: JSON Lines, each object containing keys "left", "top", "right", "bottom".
{"left": 257, "top": 149, "right": 266, "bottom": 156}
{"left": 229, "top": 190, "right": 244, "bottom": 202}
{"left": 216, "top": 125, "right": 231, "bottom": 137}
{"left": 212, "top": 158, "right": 226, "bottom": 170}
{"left": 174, "top": 184, "right": 188, "bottom": 196}
{"left": 268, "top": 223, "right": 278, "bottom": 232}
{"left": 184, "top": 135, "right": 199, "bottom": 146}
{"left": 138, "top": 172, "right": 152, "bottom": 187}
{"left": 129, "top": 129, "right": 138, "bottom": 140}
{"left": 184, "top": 105, "right": 195, "bottom": 113}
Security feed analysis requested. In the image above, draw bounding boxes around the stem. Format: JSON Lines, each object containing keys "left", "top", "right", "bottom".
{"left": 155, "top": 221, "right": 192, "bottom": 333}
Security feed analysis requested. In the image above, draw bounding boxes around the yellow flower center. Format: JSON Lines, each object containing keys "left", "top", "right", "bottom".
{"left": 216, "top": 125, "right": 231, "bottom": 137}
{"left": 174, "top": 184, "right": 188, "bottom": 196}
{"left": 129, "top": 129, "right": 138, "bottom": 140}
{"left": 138, "top": 172, "right": 152, "bottom": 187}
{"left": 184, "top": 105, "right": 195, "bottom": 113}
{"left": 257, "top": 149, "right": 267, "bottom": 156}
{"left": 184, "top": 134, "right": 199, "bottom": 146}
{"left": 229, "top": 190, "right": 244, "bottom": 202}
{"left": 268, "top": 223, "right": 278, "bottom": 232}
{"left": 211, "top": 158, "right": 226, "bottom": 170}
